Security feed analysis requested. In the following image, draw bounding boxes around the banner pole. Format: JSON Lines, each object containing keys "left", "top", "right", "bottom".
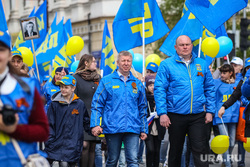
{"left": 142, "top": 17, "right": 145, "bottom": 78}
{"left": 198, "top": 37, "right": 202, "bottom": 58}
{"left": 31, "top": 39, "right": 40, "bottom": 82}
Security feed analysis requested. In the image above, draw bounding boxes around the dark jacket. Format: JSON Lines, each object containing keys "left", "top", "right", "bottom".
{"left": 73, "top": 73, "right": 100, "bottom": 140}
{"left": 147, "top": 94, "right": 166, "bottom": 140}
{"left": 45, "top": 91, "right": 90, "bottom": 162}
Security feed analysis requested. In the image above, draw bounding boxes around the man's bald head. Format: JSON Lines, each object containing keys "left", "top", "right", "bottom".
{"left": 174, "top": 35, "right": 193, "bottom": 58}
{"left": 175, "top": 35, "right": 192, "bottom": 45}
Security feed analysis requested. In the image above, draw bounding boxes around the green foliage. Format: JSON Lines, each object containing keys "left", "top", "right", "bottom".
{"left": 153, "top": 0, "right": 185, "bottom": 57}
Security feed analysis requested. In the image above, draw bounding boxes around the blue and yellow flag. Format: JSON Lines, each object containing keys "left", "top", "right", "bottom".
{"left": 0, "top": 0, "right": 11, "bottom": 48}
{"left": 113, "top": 0, "right": 169, "bottom": 52}
{"left": 160, "top": 2, "right": 227, "bottom": 66}
{"left": 160, "top": 10, "right": 203, "bottom": 57}
{"left": 36, "top": 13, "right": 64, "bottom": 64}
{"left": 101, "top": 20, "right": 116, "bottom": 77}
{"left": 13, "top": 0, "right": 47, "bottom": 50}
{"left": 185, "top": 0, "right": 248, "bottom": 33}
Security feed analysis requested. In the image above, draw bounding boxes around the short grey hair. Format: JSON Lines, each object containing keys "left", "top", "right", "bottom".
{"left": 117, "top": 51, "right": 133, "bottom": 61}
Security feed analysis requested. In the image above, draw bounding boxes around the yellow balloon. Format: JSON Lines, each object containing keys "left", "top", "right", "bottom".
{"left": 243, "top": 138, "right": 250, "bottom": 152}
{"left": 211, "top": 135, "right": 229, "bottom": 154}
{"left": 66, "top": 36, "right": 84, "bottom": 56}
{"left": 17, "top": 47, "right": 34, "bottom": 67}
{"left": 201, "top": 37, "right": 220, "bottom": 58}
{"left": 145, "top": 54, "right": 161, "bottom": 67}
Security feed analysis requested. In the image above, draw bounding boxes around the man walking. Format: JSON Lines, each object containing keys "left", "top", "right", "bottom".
{"left": 91, "top": 51, "right": 148, "bottom": 167}
{"left": 154, "top": 35, "right": 215, "bottom": 167}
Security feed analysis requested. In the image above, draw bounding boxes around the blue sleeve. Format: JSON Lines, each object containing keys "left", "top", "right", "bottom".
{"left": 241, "top": 96, "right": 249, "bottom": 107}
{"left": 204, "top": 65, "right": 216, "bottom": 114}
{"left": 90, "top": 79, "right": 108, "bottom": 128}
{"left": 242, "top": 77, "right": 250, "bottom": 98}
{"left": 138, "top": 82, "right": 148, "bottom": 134}
{"left": 154, "top": 61, "right": 169, "bottom": 116}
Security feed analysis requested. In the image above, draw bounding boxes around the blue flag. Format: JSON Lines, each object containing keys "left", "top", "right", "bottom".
{"left": 101, "top": 20, "right": 116, "bottom": 77}
{"left": 113, "top": 0, "right": 169, "bottom": 52}
{"left": 13, "top": 0, "right": 47, "bottom": 50}
{"left": 160, "top": 2, "right": 228, "bottom": 66}
{"left": 36, "top": 13, "right": 64, "bottom": 64}
{"left": 185, "top": 0, "right": 248, "bottom": 33}
{"left": 160, "top": 10, "right": 203, "bottom": 57}
{"left": 0, "top": 1, "right": 11, "bottom": 48}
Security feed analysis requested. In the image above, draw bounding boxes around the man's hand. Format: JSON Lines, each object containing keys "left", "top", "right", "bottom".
{"left": 218, "top": 106, "right": 225, "bottom": 118}
{"left": 91, "top": 126, "right": 103, "bottom": 136}
{"left": 140, "top": 133, "right": 147, "bottom": 140}
{"left": 160, "top": 115, "right": 171, "bottom": 128}
{"left": 0, "top": 114, "right": 19, "bottom": 133}
{"left": 205, "top": 113, "right": 213, "bottom": 124}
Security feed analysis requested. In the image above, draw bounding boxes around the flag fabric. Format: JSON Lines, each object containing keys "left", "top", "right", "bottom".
{"left": 13, "top": 0, "right": 47, "bottom": 50}
{"left": 160, "top": 10, "right": 203, "bottom": 57}
{"left": 113, "top": 0, "right": 169, "bottom": 52}
{"left": 185, "top": 0, "right": 248, "bottom": 33}
{"left": 147, "top": 112, "right": 157, "bottom": 126}
{"left": 101, "top": 20, "right": 116, "bottom": 77}
{"left": 35, "top": 13, "right": 64, "bottom": 64}
{"left": 0, "top": 0, "right": 11, "bottom": 48}
{"left": 160, "top": 2, "right": 228, "bottom": 66}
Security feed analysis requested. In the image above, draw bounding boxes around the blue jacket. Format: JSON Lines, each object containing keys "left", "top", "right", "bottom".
{"left": 45, "top": 92, "right": 90, "bottom": 162}
{"left": 213, "top": 79, "right": 240, "bottom": 125}
{"left": 0, "top": 74, "right": 38, "bottom": 167}
{"left": 242, "top": 70, "right": 250, "bottom": 98}
{"left": 154, "top": 53, "right": 216, "bottom": 116}
{"left": 43, "top": 79, "right": 60, "bottom": 112}
{"left": 90, "top": 70, "right": 148, "bottom": 134}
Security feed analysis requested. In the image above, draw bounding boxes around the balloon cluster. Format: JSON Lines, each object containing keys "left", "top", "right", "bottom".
{"left": 201, "top": 36, "right": 233, "bottom": 58}
{"left": 131, "top": 49, "right": 161, "bottom": 74}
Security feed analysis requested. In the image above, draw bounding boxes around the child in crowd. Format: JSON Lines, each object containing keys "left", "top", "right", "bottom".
{"left": 145, "top": 75, "right": 166, "bottom": 167}
{"left": 45, "top": 75, "right": 90, "bottom": 167}
{"left": 213, "top": 64, "right": 240, "bottom": 167}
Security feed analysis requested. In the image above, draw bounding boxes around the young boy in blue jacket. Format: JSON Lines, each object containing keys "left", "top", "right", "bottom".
{"left": 45, "top": 75, "right": 90, "bottom": 166}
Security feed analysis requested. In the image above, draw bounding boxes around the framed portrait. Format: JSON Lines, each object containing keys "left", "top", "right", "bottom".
{"left": 20, "top": 16, "right": 40, "bottom": 41}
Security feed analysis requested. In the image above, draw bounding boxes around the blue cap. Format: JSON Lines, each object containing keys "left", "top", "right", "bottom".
{"left": 56, "top": 75, "right": 76, "bottom": 86}
{"left": 11, "top": 50, "right": 23, "bottom": 59}
{"left": 245, "top": 58, "right": 250, "bottom": 68}
{"left": 55, "top": 67, "right": 69, "bottom": 75}
{"left": 146, "top": 62, "right": 159, "bottom": 73}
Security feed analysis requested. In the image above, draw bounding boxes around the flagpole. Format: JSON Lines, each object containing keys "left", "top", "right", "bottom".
{"left": 142, "top": 17, "right": 145, "bottom": 78}
{"left": 198, "top": 37, "right": 202, "bottom": 58}
{"left": 31, "top": 39, "right": 40, "bottom": 82}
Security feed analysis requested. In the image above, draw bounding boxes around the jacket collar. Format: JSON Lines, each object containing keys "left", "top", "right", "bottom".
{"left": 174, "top": 52, "right": 197, "bottom": 63}
{"left": 112, "top": 69, "right": 136, "bottom": 81}
{"left": 52, "top": 91, "right": 79, "bottom": 104}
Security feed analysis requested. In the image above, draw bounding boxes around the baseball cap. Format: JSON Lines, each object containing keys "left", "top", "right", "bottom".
{"left": 230, "top": 57, "right": 243, "bottom": 66}
{"left": 146, "top": 62, "right": 159, "bottom": 73}
{"left": 11, "top": 50, "right": 23, "bottom": 59}
{"left": 56, "top": 75, "right": 76, "bottom": 86}
{"left": 245, "top": 58, "right": 250, "bottom": 68}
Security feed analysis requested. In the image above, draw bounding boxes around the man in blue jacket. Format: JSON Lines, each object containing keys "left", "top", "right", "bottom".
{"left": 90, "top": 51, "right": 148, "bottom": 167}
{"left": 154, "top": 35, "right": 215, "bottom": 167}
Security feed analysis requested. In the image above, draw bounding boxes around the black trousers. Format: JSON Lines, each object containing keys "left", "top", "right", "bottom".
{"left": 167, "top": 112, "right": 209, "bottom": 167}
{"left": 145, "top": 134, "right": 162, "bottom": 167}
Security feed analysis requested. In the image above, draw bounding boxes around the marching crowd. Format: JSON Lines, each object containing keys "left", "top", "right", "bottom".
{"left": 1, "top": 30, "right": 250, "bottom": 167}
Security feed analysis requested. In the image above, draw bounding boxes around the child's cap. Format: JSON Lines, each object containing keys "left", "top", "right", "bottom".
{"left": 56, "top": 75, "right": 76, "bottom": 86}
{"left": 146, "top": 62, "right": 158, "bottom": 73}
{"left": 11, "top": 50, "right": 23, "bottom": 59}
{"left": 245, "top": 58, "right": 250, "bottom": 68}
{"left": 145, "top": 75, "right": 155, "bottom": 87}
{"left": 55, "top": 67, "right": 69, "bottom": 75}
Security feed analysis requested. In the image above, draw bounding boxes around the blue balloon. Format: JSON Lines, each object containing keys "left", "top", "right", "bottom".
{"left": 132, "top": 53, "right": 143, "bottom": 73}
{"left": 128, "top": 49, "right": 134, "bottom": 59}
{"left": 216, "top": 36, "right": 233, "bottom": 58}
{"left": 70, "top": 60, "right": 79, "bottom": 73}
